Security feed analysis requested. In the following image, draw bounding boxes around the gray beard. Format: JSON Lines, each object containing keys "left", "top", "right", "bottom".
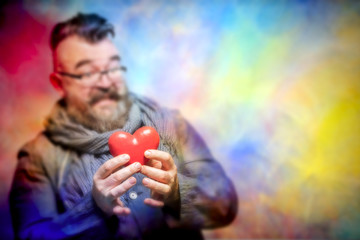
{"left": 66, "top": 92, "right": 132, "bottom": 133}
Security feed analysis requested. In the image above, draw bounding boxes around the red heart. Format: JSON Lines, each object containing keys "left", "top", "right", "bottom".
{"left": 108, "top": 126, "right": 160, "bottom": 166}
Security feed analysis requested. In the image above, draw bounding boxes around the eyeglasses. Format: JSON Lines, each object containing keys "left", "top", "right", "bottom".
{"left": 56, "top": 66, "right": 127, "bottom": 86}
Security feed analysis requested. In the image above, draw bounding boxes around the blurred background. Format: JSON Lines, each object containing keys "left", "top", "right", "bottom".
{"left": 1, "top": 0, "right": 359, "bottom": 239}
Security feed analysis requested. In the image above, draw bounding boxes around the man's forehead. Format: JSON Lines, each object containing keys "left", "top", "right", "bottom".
{"left": 54, "top": 35, "right": 120, "bottom": 70}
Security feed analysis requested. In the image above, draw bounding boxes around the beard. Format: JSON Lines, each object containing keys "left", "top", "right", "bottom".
{"left": 66, "top": 85, "right": 132, "bottom": 133}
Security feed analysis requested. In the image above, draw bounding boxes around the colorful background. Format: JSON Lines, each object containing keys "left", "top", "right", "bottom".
{"left": 1, "top": 0, "right": 359, "bottom": 239}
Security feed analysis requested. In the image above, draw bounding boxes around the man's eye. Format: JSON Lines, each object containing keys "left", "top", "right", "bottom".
{"left": 82, "top": 72, "right": 94, "bottom": 78}
{"left": 109, "top": 68, "right": 119, "bottom": 73}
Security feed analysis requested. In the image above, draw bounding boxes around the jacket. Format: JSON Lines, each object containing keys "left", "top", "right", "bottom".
{"left": 9, "top": 104, "right": 237, "bottom": 239}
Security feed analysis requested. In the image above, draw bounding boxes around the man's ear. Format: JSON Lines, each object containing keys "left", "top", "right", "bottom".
{"left": 49, "top": 73, "right": 65, "bottom": 96}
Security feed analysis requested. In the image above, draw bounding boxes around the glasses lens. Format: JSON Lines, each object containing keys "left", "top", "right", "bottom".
{"left": 82, "top": 72, "right": 100, "bottom": 85}
{"left": 107, "top": 67, "right": 124, "bottom": 80}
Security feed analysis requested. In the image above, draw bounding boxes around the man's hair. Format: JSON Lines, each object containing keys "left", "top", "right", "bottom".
{"left": 50, "top": 13, "right": 115, "bottom": 51}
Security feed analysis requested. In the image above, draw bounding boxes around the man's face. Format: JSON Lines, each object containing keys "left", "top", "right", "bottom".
{"left": 53, "top": 35, "right": 131, "bottom": 132}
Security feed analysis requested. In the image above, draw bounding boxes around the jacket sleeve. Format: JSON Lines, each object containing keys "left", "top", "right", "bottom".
{"left": 9, "top": 145, "right": 117, "bottom": 239}
{"left": 167, "top": 112, "right": 238, "bottom": 229}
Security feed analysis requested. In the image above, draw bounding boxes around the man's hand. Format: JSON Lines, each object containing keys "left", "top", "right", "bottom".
{"left": 92, "top": 154, "right": 141, "bottom": 216}
{"left": 140, "top": 150, "right": 179, "bottom": 208}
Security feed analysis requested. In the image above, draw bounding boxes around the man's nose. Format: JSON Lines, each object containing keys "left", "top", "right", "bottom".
{"left": 95, "top": 72, "right": 113, "bottom": 88}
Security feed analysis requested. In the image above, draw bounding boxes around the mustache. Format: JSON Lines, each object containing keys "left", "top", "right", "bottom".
{"left": 88, "top": 87, "right": 122, "bottom": 105}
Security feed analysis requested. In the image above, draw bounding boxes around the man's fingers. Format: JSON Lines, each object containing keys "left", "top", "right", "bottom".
{"left": 116, "top": 197, "right": 124, "bottom": 207}
{"left": 112, "top": 195, "right": 130, "bottom": 215}
{"left": 144, "top": 198, "right": 164, "bottom": 207}
{"left": 109, "top": 177, "right": 137, "bottom": 199}
{"left": 143, "top": 177, "right": 171, "bottom": 196}
{"left": 107, "top": 162, "right": 141, "bottom": 185}
{"left": 146, "top": 159, "right": 162, "bottom": 169}
{"left": 141, "top": 165, "right": 171, "bottom": 184}
{"left": 144, "top": 150, "right": 174, "bottom": 170}
{"left": 113, "top": 205, "right": 131, "bottom": 215}
{"left": 94, "top": 154, "right": 130, "bottom": 179}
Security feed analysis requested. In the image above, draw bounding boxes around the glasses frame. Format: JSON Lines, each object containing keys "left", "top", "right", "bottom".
{"left": 56, "top": 66, "right": 127, "bottom": 82}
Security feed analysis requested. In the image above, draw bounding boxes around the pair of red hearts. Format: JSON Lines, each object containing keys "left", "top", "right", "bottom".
{"left": 108, "top": 126, "right": 160, "bottom": 166}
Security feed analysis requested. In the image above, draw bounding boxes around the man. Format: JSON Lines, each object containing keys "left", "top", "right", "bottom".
{"left": 9, "top": 13, "right": 237, "bottom": 239}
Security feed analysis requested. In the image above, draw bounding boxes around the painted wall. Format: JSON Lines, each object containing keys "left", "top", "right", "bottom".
{"left": 1, "top": 0, "right": 359, "bottom": 239}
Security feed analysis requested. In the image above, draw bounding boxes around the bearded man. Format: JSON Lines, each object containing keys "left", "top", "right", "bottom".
{"left": 9, "top": 13, "right": 237, "bottom": 240}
